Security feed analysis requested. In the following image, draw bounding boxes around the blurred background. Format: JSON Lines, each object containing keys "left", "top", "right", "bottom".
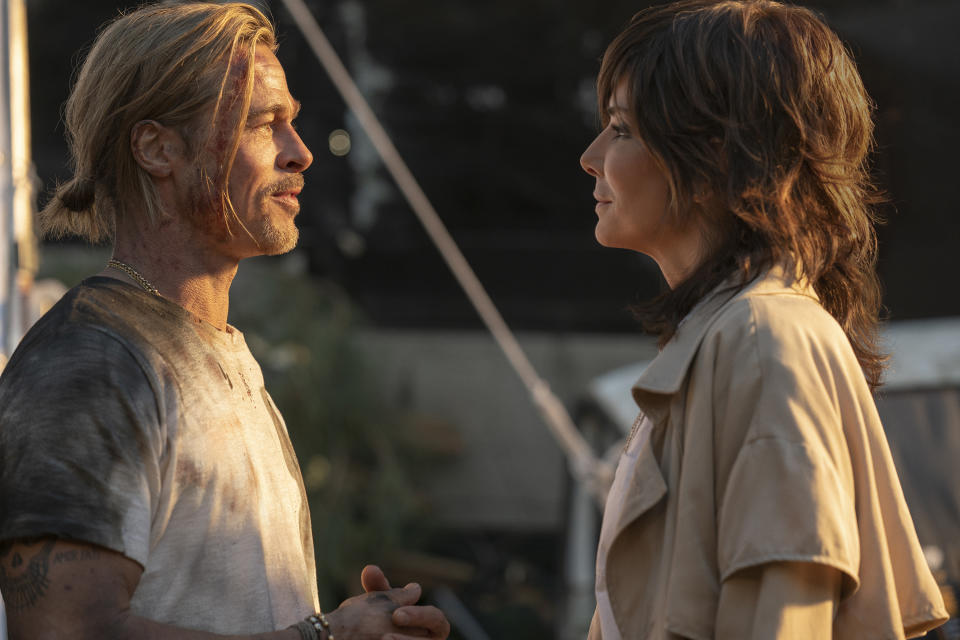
{"left": 2, "top": 0, "right": 959, "bottom": 638}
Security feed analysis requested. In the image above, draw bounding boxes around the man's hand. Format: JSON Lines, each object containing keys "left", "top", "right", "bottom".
{"left": 336, "top": 564, "right": 449, "bottom": 640}
{"left": 360, "top": 565, "right": 392, "bottom": 593}
{"left": 0, "top": 536, "right": 447, "bottom": 640}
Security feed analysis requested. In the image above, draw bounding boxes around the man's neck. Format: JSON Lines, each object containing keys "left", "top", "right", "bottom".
{"left": 104, "top": 217, "right": 240, "bottom": 331}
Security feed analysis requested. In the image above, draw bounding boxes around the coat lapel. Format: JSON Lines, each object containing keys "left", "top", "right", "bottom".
{"left": 613, "top": 427, "right": 668, "bottom": 539}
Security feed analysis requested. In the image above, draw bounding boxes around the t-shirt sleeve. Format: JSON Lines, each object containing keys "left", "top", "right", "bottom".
{"left": 0, "top": 323, "right": 164, "bottom": 567}
{"left": 712, "top": 298, "right": 861, "bottom": 593}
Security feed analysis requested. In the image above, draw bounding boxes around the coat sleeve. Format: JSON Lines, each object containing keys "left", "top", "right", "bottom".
{"left": 711, "top": 296, "right": 861, "bottom": 592}
{"left": 710, "top": 294, "right": 947, "bottom": 638}
{"left": 715, "top": 561, "right": 841, "bottom": 639}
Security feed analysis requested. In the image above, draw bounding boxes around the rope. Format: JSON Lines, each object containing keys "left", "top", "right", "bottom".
{"left": 279, "top": 0, "right": 613, "bottom": 503}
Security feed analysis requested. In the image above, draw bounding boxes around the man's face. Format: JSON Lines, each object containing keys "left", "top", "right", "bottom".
{"left": 203, "top": 48, "right": 313, "bottom": 259}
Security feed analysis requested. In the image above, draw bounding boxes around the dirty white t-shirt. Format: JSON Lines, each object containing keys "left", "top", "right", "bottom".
{"left": 0, "top": 277, "right": 319, "bottom": 634}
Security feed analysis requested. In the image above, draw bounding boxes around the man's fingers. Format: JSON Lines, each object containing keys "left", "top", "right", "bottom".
{"left": 361, "top": 564, "right": 391, "bottom": 592}
{"left": 393, "top": 604, "right": 450, "bottom": 639}
{"left": 386, "top": 582, "right": 422, "bottom": 607}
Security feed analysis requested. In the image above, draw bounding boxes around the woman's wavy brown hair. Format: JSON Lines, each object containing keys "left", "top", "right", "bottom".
{"left": 40, "top": 1, "right": 276, "bottom": 244}
{"left": 598, "top": 0, "right": 886, "bottom": 387}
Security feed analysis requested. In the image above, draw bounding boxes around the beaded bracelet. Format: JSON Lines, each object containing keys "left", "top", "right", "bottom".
{"left": 290, "top": 611, "right": 333, "bottom": 640}
{"left": 307, "top": 610, "right": 334, "bottom": 640}
{"left": 289, "top": 619, "right": 316, "bottom": 640}
{"left": 320, "top": 611, "right": 335, "bottom": 639}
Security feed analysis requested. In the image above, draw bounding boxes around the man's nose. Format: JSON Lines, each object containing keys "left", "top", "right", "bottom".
{"left": 280, "top": 128, "right": 313, "bottom": 172}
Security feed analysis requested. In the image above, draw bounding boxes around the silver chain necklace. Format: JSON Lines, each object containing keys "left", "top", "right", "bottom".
{"left": 106, "top": 259, "right": 160, "bottom": 296}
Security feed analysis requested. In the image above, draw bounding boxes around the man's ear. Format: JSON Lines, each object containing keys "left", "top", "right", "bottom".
{"left": 130, "top": 120, "right": 187, "bottom": 177}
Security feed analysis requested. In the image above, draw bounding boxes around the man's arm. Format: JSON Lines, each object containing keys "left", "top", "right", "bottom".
{"left": 0, "top": 538, "right": 445, "bottom": 640}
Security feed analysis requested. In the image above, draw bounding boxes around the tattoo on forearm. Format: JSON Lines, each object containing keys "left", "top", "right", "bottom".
{"left": 0, "top": 538, "right": 56, "bottom": 612}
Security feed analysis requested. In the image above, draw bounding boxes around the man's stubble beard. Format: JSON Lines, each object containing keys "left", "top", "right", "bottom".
{"left": 251, "top": 198, "right": 299, "bottom": 256}
{"left": 185, "top": 173, "right": 301, "bottom": 257}
{"left": 249, "top": 175, "right": 303, "bottom": 256}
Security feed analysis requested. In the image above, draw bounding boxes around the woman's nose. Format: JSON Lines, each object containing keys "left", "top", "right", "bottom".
{"left": 580, "top": 134, "right": 603, "bottom": 177}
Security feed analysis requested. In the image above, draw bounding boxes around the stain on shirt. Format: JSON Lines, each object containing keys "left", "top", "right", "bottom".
{"left": 0, "top": 277, "right": 319, "bottom": 633}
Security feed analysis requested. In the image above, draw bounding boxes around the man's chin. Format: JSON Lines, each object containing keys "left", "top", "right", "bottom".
{"left": 259, "top": 227, "right": 299, "bottom": 256}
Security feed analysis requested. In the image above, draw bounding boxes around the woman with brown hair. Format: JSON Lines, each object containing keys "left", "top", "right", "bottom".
{"left": 579, "top": 1, "right": 948, "bottom": 638}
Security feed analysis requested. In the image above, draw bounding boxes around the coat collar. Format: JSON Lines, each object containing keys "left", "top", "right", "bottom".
{"left": 631, "top": 263, "right": 817, "bottom": 417}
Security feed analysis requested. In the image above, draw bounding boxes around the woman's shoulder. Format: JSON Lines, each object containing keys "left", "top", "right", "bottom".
{"left": 636, "top": 267, "right": 859, "bottom": 401}
{"left": 707, "top": 273, "right": 849, "bottom": 356}
{"left": 693, "top": 275, "right": 863, "bottom": 401}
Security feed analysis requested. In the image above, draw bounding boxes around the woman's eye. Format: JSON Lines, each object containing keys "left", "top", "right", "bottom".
{"left": 611, "top": 123, "right": 630, "bottom": 138}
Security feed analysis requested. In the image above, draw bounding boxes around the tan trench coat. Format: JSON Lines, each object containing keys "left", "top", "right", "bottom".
{"left": 589, "top": 267, "right": 947, "bottom": 639}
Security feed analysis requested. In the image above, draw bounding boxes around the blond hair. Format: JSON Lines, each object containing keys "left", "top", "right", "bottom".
{"left": 41, "top": 1, "right": 276, "bottom": 243}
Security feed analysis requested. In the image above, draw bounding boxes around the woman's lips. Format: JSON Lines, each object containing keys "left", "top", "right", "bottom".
{"left": 594, "top": 195, "right": 612, "bottom": 213}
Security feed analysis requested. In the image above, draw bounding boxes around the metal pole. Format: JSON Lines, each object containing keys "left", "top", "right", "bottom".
{"left": 7, "top": 0, "right": 34, "bottom": 354}
{"left": 0, "top": 0, "right": 34, "bottom": 628}
{"left": 0, "top": 0, "right": 14, "bottom": 369}
{"left": 0, "top": 0, "right": 33, "bottom": 368}
{"left": 279, "top": 0, "right": 613, "bottom": 503}
{"left": 0, "top": 0, "right": 10, "bottom": 621}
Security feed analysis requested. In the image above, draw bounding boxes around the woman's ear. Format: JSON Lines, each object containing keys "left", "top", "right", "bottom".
{"left": 130, "top": 120, "right": 186, "bottom": 177}
{"left": 691, "top": 177, "right": 711, "bottom": 206}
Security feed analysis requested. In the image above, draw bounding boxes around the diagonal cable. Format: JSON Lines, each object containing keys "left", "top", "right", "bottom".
{"left": 279, "top": 0, "right": 612, "bottom": 503}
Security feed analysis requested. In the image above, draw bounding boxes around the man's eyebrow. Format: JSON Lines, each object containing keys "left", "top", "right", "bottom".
{"left": 247, "top": 99, "right": 302, "bottom": 121}
{"left": 606, "top": 104, "right": 627, "bottom": 117}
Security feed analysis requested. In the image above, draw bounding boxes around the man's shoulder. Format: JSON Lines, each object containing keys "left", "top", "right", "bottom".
{"left": 1, "top": 282, "right": 143, "bottom": 395}
{"left": 0, "top": 280, "right": 173, "bottom": 561}
{"left": 0, "top": 277, "right": 200, "bottom": 404}
{"left": 13, "top": 276, "right": 209, "bottom": 366}
{"left": 5, "top": 278, "right": 150, "bottom": 366}
{"left": 58, "top": 276, "right": 187, "bottom": 342}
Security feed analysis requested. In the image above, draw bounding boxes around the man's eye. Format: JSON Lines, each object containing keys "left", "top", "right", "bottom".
{"left": 612, "top": 123, "right": 630, "bottom": 138}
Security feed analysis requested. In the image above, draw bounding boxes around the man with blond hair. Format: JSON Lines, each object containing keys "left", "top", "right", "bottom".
{"left": 0, "top": 3, "right": 448, "bottom": 640}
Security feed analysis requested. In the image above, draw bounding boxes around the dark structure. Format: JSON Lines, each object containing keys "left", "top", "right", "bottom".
{"left": 27, "top": 0, "right": 960, "bottom": 332}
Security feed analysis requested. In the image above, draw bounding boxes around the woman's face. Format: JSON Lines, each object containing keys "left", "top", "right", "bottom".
{"left": 580, "top": 82, "right": 672, "bottom": 255}
{"left": 580, "top": 82, "right": 704, "bottom": 286}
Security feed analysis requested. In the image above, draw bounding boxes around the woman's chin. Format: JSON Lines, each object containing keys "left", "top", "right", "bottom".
{"left": 594, "top": 226, "right": 616, "bottom": 248}
{"left": 594, "top": 226, "right": 632, "bottom": 252}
